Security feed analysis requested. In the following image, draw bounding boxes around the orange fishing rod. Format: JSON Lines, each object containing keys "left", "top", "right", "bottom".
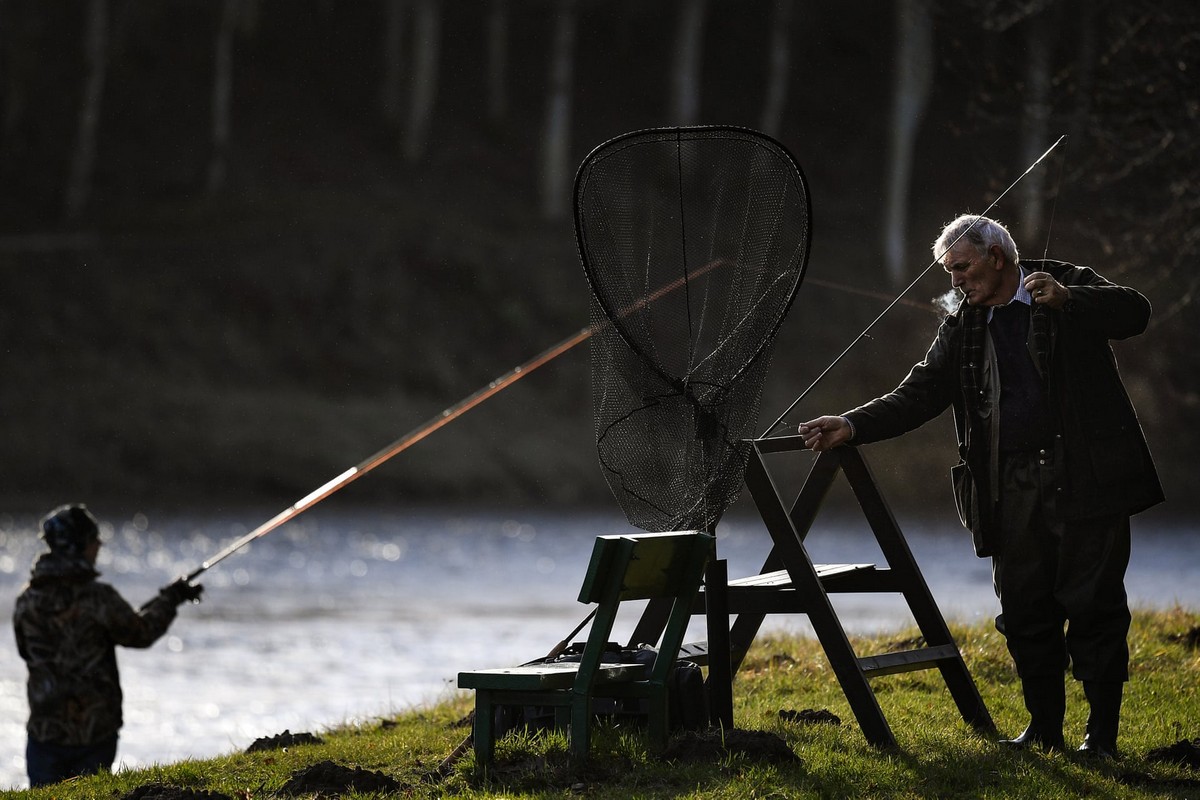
{"left": 186, "top": 258, "right": 730, "bottom": 581}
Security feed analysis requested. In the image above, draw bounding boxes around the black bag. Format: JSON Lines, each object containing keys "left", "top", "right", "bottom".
{"left": 667, "top": 657, "right": 708, "bottom": 732}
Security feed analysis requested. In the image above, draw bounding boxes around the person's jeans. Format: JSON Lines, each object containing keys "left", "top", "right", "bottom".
{"left": 26, "top": 735, "right": 117, "bottom": 787}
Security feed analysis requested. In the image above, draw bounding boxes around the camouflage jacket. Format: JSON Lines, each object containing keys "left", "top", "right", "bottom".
{"left": 13, "top": 553, "right": 178, "bottom": 745}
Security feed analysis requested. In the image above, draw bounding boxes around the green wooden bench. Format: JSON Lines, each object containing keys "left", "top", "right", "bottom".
{"left": 457, "top": 530, "right": 714, "bottom": 770}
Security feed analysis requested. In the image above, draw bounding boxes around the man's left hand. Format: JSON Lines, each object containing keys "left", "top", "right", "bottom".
{"left": 1024, "top": 271, "right": 1070, "bottom": 310}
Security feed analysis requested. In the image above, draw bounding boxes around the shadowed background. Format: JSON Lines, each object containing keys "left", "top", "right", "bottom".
{"left": 1, "top": 0, "right": 1195, "bottom": 524}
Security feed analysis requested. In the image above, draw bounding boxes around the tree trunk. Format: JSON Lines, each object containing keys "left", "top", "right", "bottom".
{"left": 487, "top": 0, "right": 509, "bottom": 125}
{"left": 207, "top": 0, "right": 239, "bottom": 194}
{"left": 404, "top": 0, "right": 440, "bottom": 164}
{"left": 1018, "top": 11, "right": 1054, "bottom": 242}
{"left": 760, "top": 0, "right": 793, "bottom": 139}
{"left": 64, "top": 0, "right": 109, "bottom": 221}
{"left": 883, "top": 0, "right": 933, "bottom": 285}
{"left": 379, "top": 0, "right": 406, "bottom": 126}
{"left": 670, "top": 0, "right": 707, "bottom": 125}
{"left": 540, "top": 0, "right": 577, "bottom": 219}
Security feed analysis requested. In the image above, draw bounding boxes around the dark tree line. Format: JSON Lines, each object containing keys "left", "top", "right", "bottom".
{"left": 1, "top": 2, "right": 1194, "bottom": 263}
{"left": 0, "top": 0, "right": 1196, "bottom": 505}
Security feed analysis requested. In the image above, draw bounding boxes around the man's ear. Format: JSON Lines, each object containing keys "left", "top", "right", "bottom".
{"left": 989, "top": 244, "right": 1007, "bottom": 270}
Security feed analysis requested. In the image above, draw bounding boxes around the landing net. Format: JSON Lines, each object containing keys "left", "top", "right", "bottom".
{"left": 574, "top": 126, "right": 811, "bottom": 532}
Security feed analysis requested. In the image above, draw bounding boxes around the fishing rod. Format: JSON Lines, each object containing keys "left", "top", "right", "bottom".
{"left": 185, "top": 258, "right": 731, "bottom": 582}
{"left": 759, "top": 134, "right": 1068, "bottom": 439}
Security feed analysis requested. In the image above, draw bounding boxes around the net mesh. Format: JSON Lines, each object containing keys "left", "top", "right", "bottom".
{"left": 574, "top": 126, "right": 811, "bottom": 532}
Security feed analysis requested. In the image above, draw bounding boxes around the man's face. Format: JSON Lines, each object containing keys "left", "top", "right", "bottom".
{"left": 942, "top": 243, "right": 1007, "bottom": 306}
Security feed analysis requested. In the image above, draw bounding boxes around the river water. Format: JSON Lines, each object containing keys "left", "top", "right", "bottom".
{"left": 1, "top": 506, "right": 1196, "bottom": 789}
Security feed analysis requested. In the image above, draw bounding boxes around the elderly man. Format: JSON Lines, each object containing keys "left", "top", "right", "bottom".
{"left": 799, "top": 215, "right": 1163, "bottom": 758}
{"left": 13, "top": 504, "right": 203, "bottom": 786}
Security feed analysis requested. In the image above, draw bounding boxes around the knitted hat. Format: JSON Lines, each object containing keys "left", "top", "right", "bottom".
{"left": 40, "top": 504, "right": 100, "bottom": 557}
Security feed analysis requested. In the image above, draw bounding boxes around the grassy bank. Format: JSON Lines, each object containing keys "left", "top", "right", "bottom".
{"left": 11, "top": 608, "right": 1200, "bottom": 799}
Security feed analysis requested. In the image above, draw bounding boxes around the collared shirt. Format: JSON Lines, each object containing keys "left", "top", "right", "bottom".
{"left": 986, "top": 265, "right": 1031, "bottom": 322}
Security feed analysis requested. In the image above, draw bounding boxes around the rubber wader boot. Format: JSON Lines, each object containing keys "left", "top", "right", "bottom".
{"left": 1000, "top": 674, "right": 1066, "bottom": 752}
{"left": 1078, "top": 680, "right": 1123, "bottom": 759}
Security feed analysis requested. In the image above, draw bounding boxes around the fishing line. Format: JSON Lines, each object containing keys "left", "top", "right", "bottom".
{"left": 1041, "top": 135, "right": 1069, "bottom": 261}
{"left": 185, "top": 258, "right": 731, "bottom": 581}
{"left": 760, "top": 135, "right": 1067, "bottom": 439}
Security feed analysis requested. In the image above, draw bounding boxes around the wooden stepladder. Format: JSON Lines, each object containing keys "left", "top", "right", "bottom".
{"left": 724, "top": 435, "right": 995, "bottom": 747}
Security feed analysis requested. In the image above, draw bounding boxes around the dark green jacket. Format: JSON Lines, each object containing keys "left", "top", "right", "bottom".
{"left": 844, "top": 260, "right": 1164, "bottom": 557}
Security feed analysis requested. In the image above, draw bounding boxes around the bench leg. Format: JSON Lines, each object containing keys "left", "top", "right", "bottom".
{"left": 569, "top": 693, "right": 592, "bottom": 762}
{"left": 646, "top": 686, "right": 670, "bottom": 751}
{"left": 705, "top": 559, "right": 734, "bottom": 729}
{"left": 473, "top": 691, "right": 497, "bottom": 771}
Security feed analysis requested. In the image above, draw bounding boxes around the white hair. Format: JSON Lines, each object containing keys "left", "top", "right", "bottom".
{"left": 932, "top": 214, "right": 1020, "bottom": 265}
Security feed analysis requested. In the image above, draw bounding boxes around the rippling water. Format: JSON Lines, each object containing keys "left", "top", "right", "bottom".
{"left": 1, "top": 507, "right": 1196, "bottom": 789}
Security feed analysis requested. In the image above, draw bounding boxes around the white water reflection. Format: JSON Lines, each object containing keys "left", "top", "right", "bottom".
{"left": 0, "top": 507, "right": 1196, "bottom": 789}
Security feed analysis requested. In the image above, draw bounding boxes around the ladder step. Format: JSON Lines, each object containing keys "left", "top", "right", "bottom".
{"left": 727, "top": 564, "right": 875, "bottom": 589}
{"left": 677, "top": 641, "right": 710, "bottom": 665}
{"left": 858, "top": 644, "right": 962, "bottom": 677}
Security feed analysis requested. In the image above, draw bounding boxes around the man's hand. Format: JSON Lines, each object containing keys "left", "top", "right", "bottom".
{"left": 798, "top": 416, "right": 852, "bottom": 452}
{"left": 1024, "top": 271, "right": 1070, "bottom": 310}
{"left": 160, "top": 577, "right": 204, "bottom": 606}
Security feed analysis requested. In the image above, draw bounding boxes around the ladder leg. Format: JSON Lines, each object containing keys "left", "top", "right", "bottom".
{"left": 839, "top": 447, "right": 995, "bottom": 735}
{"left": 806, "top": 594, "right": 898, "bottom": 748}
{"left": 745, "top": 445, "right": 898, "bottom": 748}
{"left": 939, "top": 660, "right": 997, "bottom": 733}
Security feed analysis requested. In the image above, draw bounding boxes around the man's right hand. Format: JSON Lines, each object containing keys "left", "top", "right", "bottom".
{"left": 798, "top": 416, "right": 852, "bottom": 452}
{"left": 160, "top": 578, "right": 204, "bottom": 606}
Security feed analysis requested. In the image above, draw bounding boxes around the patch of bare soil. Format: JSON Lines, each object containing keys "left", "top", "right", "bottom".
{"left": 244, "top": 729, "right": 325, "bottom": 753}
{"left": 120, "top": 783, "right": 233, "bottom": 800}
{"left": 278, "top": 760, "right": 405, "bottom": 796}
{"left": 779, "top": 708, "right": 842, "bottom": 725}
{"left": 660, "top": 728, "right": 800, "bottom": 764}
